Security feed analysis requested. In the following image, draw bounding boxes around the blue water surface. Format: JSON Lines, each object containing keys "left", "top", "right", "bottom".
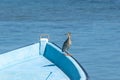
{"left": 0, "top": 0, "right": 120, "bottom": 80}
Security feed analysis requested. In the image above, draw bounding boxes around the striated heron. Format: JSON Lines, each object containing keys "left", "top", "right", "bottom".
{"left": 62, "top": 32, "right": 72, "bottom": 53}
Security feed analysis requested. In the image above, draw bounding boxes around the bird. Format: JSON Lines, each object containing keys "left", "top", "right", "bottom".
{"left": 62, "top": 32, "right": 72, "bottom": 54}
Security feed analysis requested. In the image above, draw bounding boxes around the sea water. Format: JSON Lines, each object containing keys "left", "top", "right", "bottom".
{"left": 0, "top": 0, "right": 120, "bottom": 80}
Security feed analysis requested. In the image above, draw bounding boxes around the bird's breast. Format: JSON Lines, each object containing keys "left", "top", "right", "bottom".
{"left": 69, "top": 39, "right": 72, "bottom": 45}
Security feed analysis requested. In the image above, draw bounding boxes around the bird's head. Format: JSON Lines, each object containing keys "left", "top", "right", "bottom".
{"left": 65, "top": 32, "right": 71, "bottom": 37}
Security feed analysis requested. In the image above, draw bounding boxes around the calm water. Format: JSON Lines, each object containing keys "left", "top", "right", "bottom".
{"left": 0, "top": 0, "right": 120, "bottom": 80}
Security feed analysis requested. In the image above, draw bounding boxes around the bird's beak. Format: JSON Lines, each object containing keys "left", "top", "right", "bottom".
{"left": 64, "top": 34, "right": 67, "bottom": 35}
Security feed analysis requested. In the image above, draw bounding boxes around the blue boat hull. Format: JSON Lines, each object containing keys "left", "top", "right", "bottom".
{"left": 44, "top": 42, "right": 88, "bottom": 80}
{"left": 0, "top": 38, "right": 88, "bottom": 80}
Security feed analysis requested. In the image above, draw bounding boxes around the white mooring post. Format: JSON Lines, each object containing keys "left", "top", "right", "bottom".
{"left": 39, "top": 34, "right": 49, "bottom": 55}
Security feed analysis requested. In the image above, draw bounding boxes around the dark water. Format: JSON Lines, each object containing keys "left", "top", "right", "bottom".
{"left": 0, "top": 0, "right": 120, "bottom": 80}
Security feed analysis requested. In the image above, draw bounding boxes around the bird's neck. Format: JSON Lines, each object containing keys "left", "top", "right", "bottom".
{"left": 68, "top": 35, "right": 71, "bottom": 39}
{"left": 68, "top": 35, "right": 71, "bottom": 45}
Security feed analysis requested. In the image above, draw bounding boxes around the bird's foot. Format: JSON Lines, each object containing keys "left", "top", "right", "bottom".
{"left": 65, "top": 53, "right": 72, "bottom": 56}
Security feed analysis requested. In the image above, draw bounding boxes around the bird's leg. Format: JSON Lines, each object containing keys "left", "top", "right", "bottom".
{"left": 65, "top": 51, "right": 72, "bottom": 56}
{"left": 66, "top": 53, "right": 72, "bottom": 56}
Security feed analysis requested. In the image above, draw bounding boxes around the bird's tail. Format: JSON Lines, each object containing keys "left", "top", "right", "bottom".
{"left": 62, "top": 48, "right": 64, "bottom": 52}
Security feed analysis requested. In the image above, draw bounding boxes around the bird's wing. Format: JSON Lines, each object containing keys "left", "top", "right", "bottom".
{"left": 62, "top": 39, "right": 68, "bottom": 52}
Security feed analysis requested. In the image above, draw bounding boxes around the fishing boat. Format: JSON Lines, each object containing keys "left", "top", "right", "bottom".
{"left": 0, "top": 35, "right": 88, "bottom": 80}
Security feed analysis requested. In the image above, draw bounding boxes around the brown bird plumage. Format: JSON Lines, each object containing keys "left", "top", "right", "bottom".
{"left": 62, "top": 32, "right": 72, "bottom": 52}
